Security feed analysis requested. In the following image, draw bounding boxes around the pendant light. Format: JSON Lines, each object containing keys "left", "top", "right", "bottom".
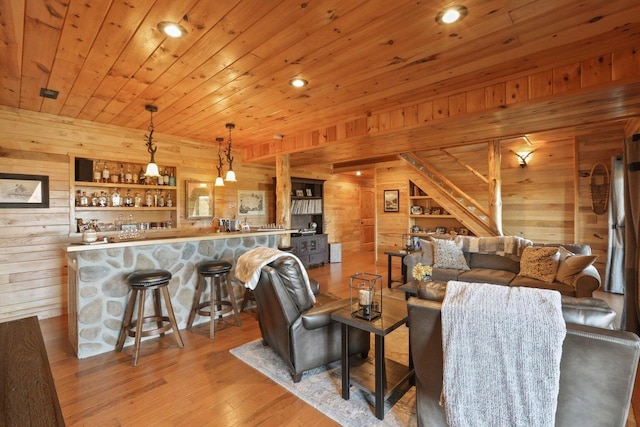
{"left": 144, "top": 105, "right": 161, "bottom": 178}
{"left": 214, "top": 137, "right": 225, "bottom": 187}
{"left": 224, "top": 123, "right": 237, "bottom": 182}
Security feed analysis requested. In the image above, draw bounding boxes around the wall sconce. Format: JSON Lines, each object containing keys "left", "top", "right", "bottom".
{"left": 224, "top": 123, "right": 237, "bottom": 182}
{"left": 144, "top": 105, "right": 161, "bottom": 177}
{"left": 511, "top": 150, "right": 535, "bottom": 168}
{"left": 214, "top": 137, "right": 225, "bottom": 187}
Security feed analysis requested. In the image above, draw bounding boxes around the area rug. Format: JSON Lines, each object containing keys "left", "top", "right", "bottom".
{"left": 230, "top": 327, "right": 416, "bottom": 426}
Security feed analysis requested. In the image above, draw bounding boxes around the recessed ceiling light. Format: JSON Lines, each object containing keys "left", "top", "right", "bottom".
{"left": 157, "top": 21, "right": 188, "bottom": 38}
{"left": 289, "top": 78, "right": 308, "bottom": 88}
{"left": 435, "top": 5, "right": 468, "bottom": 25}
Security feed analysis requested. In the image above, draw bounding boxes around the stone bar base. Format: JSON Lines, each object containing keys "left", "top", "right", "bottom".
{"left": 67, "top": 233, "right": 281, "bottom": 358}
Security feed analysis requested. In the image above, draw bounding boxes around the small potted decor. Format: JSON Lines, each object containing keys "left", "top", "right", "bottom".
{"left": 412, "top": 263, "right": 433, "bottom": 284}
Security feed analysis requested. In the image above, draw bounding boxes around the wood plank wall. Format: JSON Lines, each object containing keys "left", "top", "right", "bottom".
{"left": 0, "top": 107, "right": 367, "bottom": 322}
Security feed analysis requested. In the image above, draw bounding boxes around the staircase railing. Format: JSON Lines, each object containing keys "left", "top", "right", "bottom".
{"left": 400, "top": 152, "right": 503, "bottom": 236}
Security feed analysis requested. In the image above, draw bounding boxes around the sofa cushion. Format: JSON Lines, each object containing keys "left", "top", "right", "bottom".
{"left": 510, "top": 275, "right": 575, "bottom": 296}
{"left": 432, "top": 268, "right": 463, "bottom": 281}
{"left": 556, "top": 246, "right": 598, "bottom": 286}
{"left": 457, "top": 268, "right": 516, "bottom": 285}
{"left": 518, "top": 246, "right": 560, "bottom": 283}
{"left": 431, "top": 238, "right": 469, "bottom": 270}
{"left": 468, "top": 252, "right": 520, "bottom": 274}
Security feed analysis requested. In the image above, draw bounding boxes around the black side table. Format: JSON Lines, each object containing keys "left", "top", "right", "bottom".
{"left": 330, "top": 297, "right": 414, "bottom": 420}
{"left": 384, "top": 250, "right": 411, "bottom": 288}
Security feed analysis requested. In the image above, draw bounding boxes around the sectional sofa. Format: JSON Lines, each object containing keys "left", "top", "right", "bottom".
{"left": 403, "top": 235, "right": 601, "bottom": 297}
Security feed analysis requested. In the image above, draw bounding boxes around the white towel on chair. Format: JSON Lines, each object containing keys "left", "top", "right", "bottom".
{"left": 235, "top": 247, "right": 316, "bottom": 303}
{"left": 441, "top": 281, "right": 566, "bottom": 427}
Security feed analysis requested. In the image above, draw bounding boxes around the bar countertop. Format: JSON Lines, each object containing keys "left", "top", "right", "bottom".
{"left": 66, "top": 228, "right": 294, "bottom": 252}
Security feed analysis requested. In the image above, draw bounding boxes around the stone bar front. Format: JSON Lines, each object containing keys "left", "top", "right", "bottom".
{"left": 66, "top": 230, "right": 289, "bottom": 358}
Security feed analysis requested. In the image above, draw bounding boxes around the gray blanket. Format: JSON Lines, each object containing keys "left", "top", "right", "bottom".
{"left": 441, "top": 280, "right": 566, "bottom": 427}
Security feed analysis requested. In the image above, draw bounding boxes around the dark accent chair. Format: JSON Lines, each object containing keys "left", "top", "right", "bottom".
{"left": 407, "top": 297, "right": 640, "bottom": 427}
{"left": 254, "top": 256, "right": 370, "bottom": 382}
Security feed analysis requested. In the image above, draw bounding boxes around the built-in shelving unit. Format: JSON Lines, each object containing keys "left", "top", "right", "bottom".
{"left": 408, "top": 180, "right": 468, "bottom": 237}
{"left": 289, "top": 177, "right": 327, "bottom": 266}
{"left": 70, "top": 156, "right": 178, "bottom": 235}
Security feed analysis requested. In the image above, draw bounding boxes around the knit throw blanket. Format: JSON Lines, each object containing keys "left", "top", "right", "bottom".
{"left": 235, "top": 247, "right": 316, "bottom": 303}
{"left": 456, "top": 235, "right": 533, "bottom": 256}
{"left": 441, "top": 281, "right": 566, "bottom": 427}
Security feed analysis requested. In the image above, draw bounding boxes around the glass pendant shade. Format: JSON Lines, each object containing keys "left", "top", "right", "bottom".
{"left": 225, "top": 169, "right": 237, "bottom": 182}
{"left": 145, "top": 162, "right": 161, "bottom": 177}
{"left": 214, "top": 175, "right": 225, "bottom": 187}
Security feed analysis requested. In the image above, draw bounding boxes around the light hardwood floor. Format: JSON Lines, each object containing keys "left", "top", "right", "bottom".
{"left": 39, "top": 251, "right": 636, "bottom": 426}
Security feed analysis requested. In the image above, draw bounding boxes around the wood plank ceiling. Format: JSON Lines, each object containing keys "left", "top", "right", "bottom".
{"left": 1, "top": 0, "right": 639, "bottom": 168}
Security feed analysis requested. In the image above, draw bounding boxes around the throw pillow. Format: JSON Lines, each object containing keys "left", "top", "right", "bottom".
{"left": 556, "top": 246, "right": 598, "bottom": 286}
{"left": 430, "top": 237, "right": 469, "bottom": 270}
{"left": 518, "top": 246, "right": 561, "bottom": 283}
{"left": 419, "top": 239, "right": 434, "bottom": 265}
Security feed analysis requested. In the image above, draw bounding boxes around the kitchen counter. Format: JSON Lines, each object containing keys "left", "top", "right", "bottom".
{"left": 66, "top": 228, "right": 293, "bottom": 358}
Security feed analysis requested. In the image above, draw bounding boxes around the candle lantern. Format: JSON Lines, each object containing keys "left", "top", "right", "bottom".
{"left": 350, "top": 272, "right": 382, "bottom": 321}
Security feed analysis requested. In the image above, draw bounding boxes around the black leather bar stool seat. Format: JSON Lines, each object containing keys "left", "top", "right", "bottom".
{"left": 187, "top": 260, "right": 242, "bottom": 339}
{"left": 116, "top": 269, "right": 184, "bottom": 366}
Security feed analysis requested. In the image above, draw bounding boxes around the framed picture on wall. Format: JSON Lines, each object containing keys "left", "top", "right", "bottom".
{"left": 238, "top": 190, "right": 266, "bottom": 215}
{"left": 185, "top": 181, "right": 214, "bottom": 219}
{"left": 0, "top": 173, "right": 49, "bottom": 208}
{"left": 383, "top": 189, "right": 399, "bottom": 212}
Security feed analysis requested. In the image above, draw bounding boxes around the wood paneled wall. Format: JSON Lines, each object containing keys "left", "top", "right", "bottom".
{"left": 0, "top": 107, "right": 368, "bottom": 321}
{"left": 0, "top": 107, "right": 276, "bottom": 321}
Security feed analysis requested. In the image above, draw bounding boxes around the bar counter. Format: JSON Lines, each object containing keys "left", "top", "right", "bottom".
{"left": 66, "top": 229, "right": 291, "bottom": 358}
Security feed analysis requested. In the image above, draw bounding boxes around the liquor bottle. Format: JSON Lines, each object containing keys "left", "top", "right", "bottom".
{"left": 168, "top": 168, "right": 176, "bottom": 187}
{"left": 110, "top": 166, "right": 119, "bottom": 183}
{"left": 124, "top": 189, "right": 133, "bottom": 207}
{"left": 134, "top": 192, "right": 142, "bottom": 208}
{"left": 158, "top": 192, "right": 165, "bottom": 207}
{"left": 120, "top": 164, "right": 126, "bottom": 183}
{"left": 166, "top": 192, "right": 173, "bottom": 207}
{"left": 111, "top": 188, "right": 121, "bottom": 207}
{"left": 132, "top": 167, "right": 139, "bottom": 184}
{"left": 93, "top": 161, "right": 102, "bottom": 183}
{"left": 98, "top": 191, "right": 108, "bottom": 207}
{"left": 125, "top": 165, "right": 133, "bottom": 184}
{"left": 102, "top": 162, "right": 110, "bottom": 183}
{"left": 139, "top": 166, "right": 146, "bottom": 185}
{"left": 145, "top": 190, "right": 153, "bottom": 207}
{"left": 163, "top": 168, "right": 170, "bottom": 186}
{"left": 80, "top": 191, "right": 89, "bottom": 207}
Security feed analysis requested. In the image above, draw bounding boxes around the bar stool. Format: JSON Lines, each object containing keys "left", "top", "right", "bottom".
{"left": 188, "top": 260, "right": 242, "bottom": 339}
{"left": 116, "top": 269, "right": 184, "bottom": 366}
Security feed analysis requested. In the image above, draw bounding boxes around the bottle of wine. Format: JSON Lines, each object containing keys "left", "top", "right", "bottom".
{"left": 93, "top": 161, "right": 102, "bottom": 183}
{"left": 102, "top": 162, "right": 110, "bottom": 183}
{"left": 163, "top": 168, "right": 170, "bottom": 186}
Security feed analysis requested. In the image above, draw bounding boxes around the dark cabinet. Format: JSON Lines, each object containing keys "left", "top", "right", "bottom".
{"left": 291, "top": 233, "right": 328, "bottom": 267}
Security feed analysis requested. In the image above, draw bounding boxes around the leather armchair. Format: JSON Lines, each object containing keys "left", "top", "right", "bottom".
{"left": 254, "top": 256, "right": 370, "bottom": 382}
{"left": 407, "top": 297, "right": 640, "bottom": 426}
